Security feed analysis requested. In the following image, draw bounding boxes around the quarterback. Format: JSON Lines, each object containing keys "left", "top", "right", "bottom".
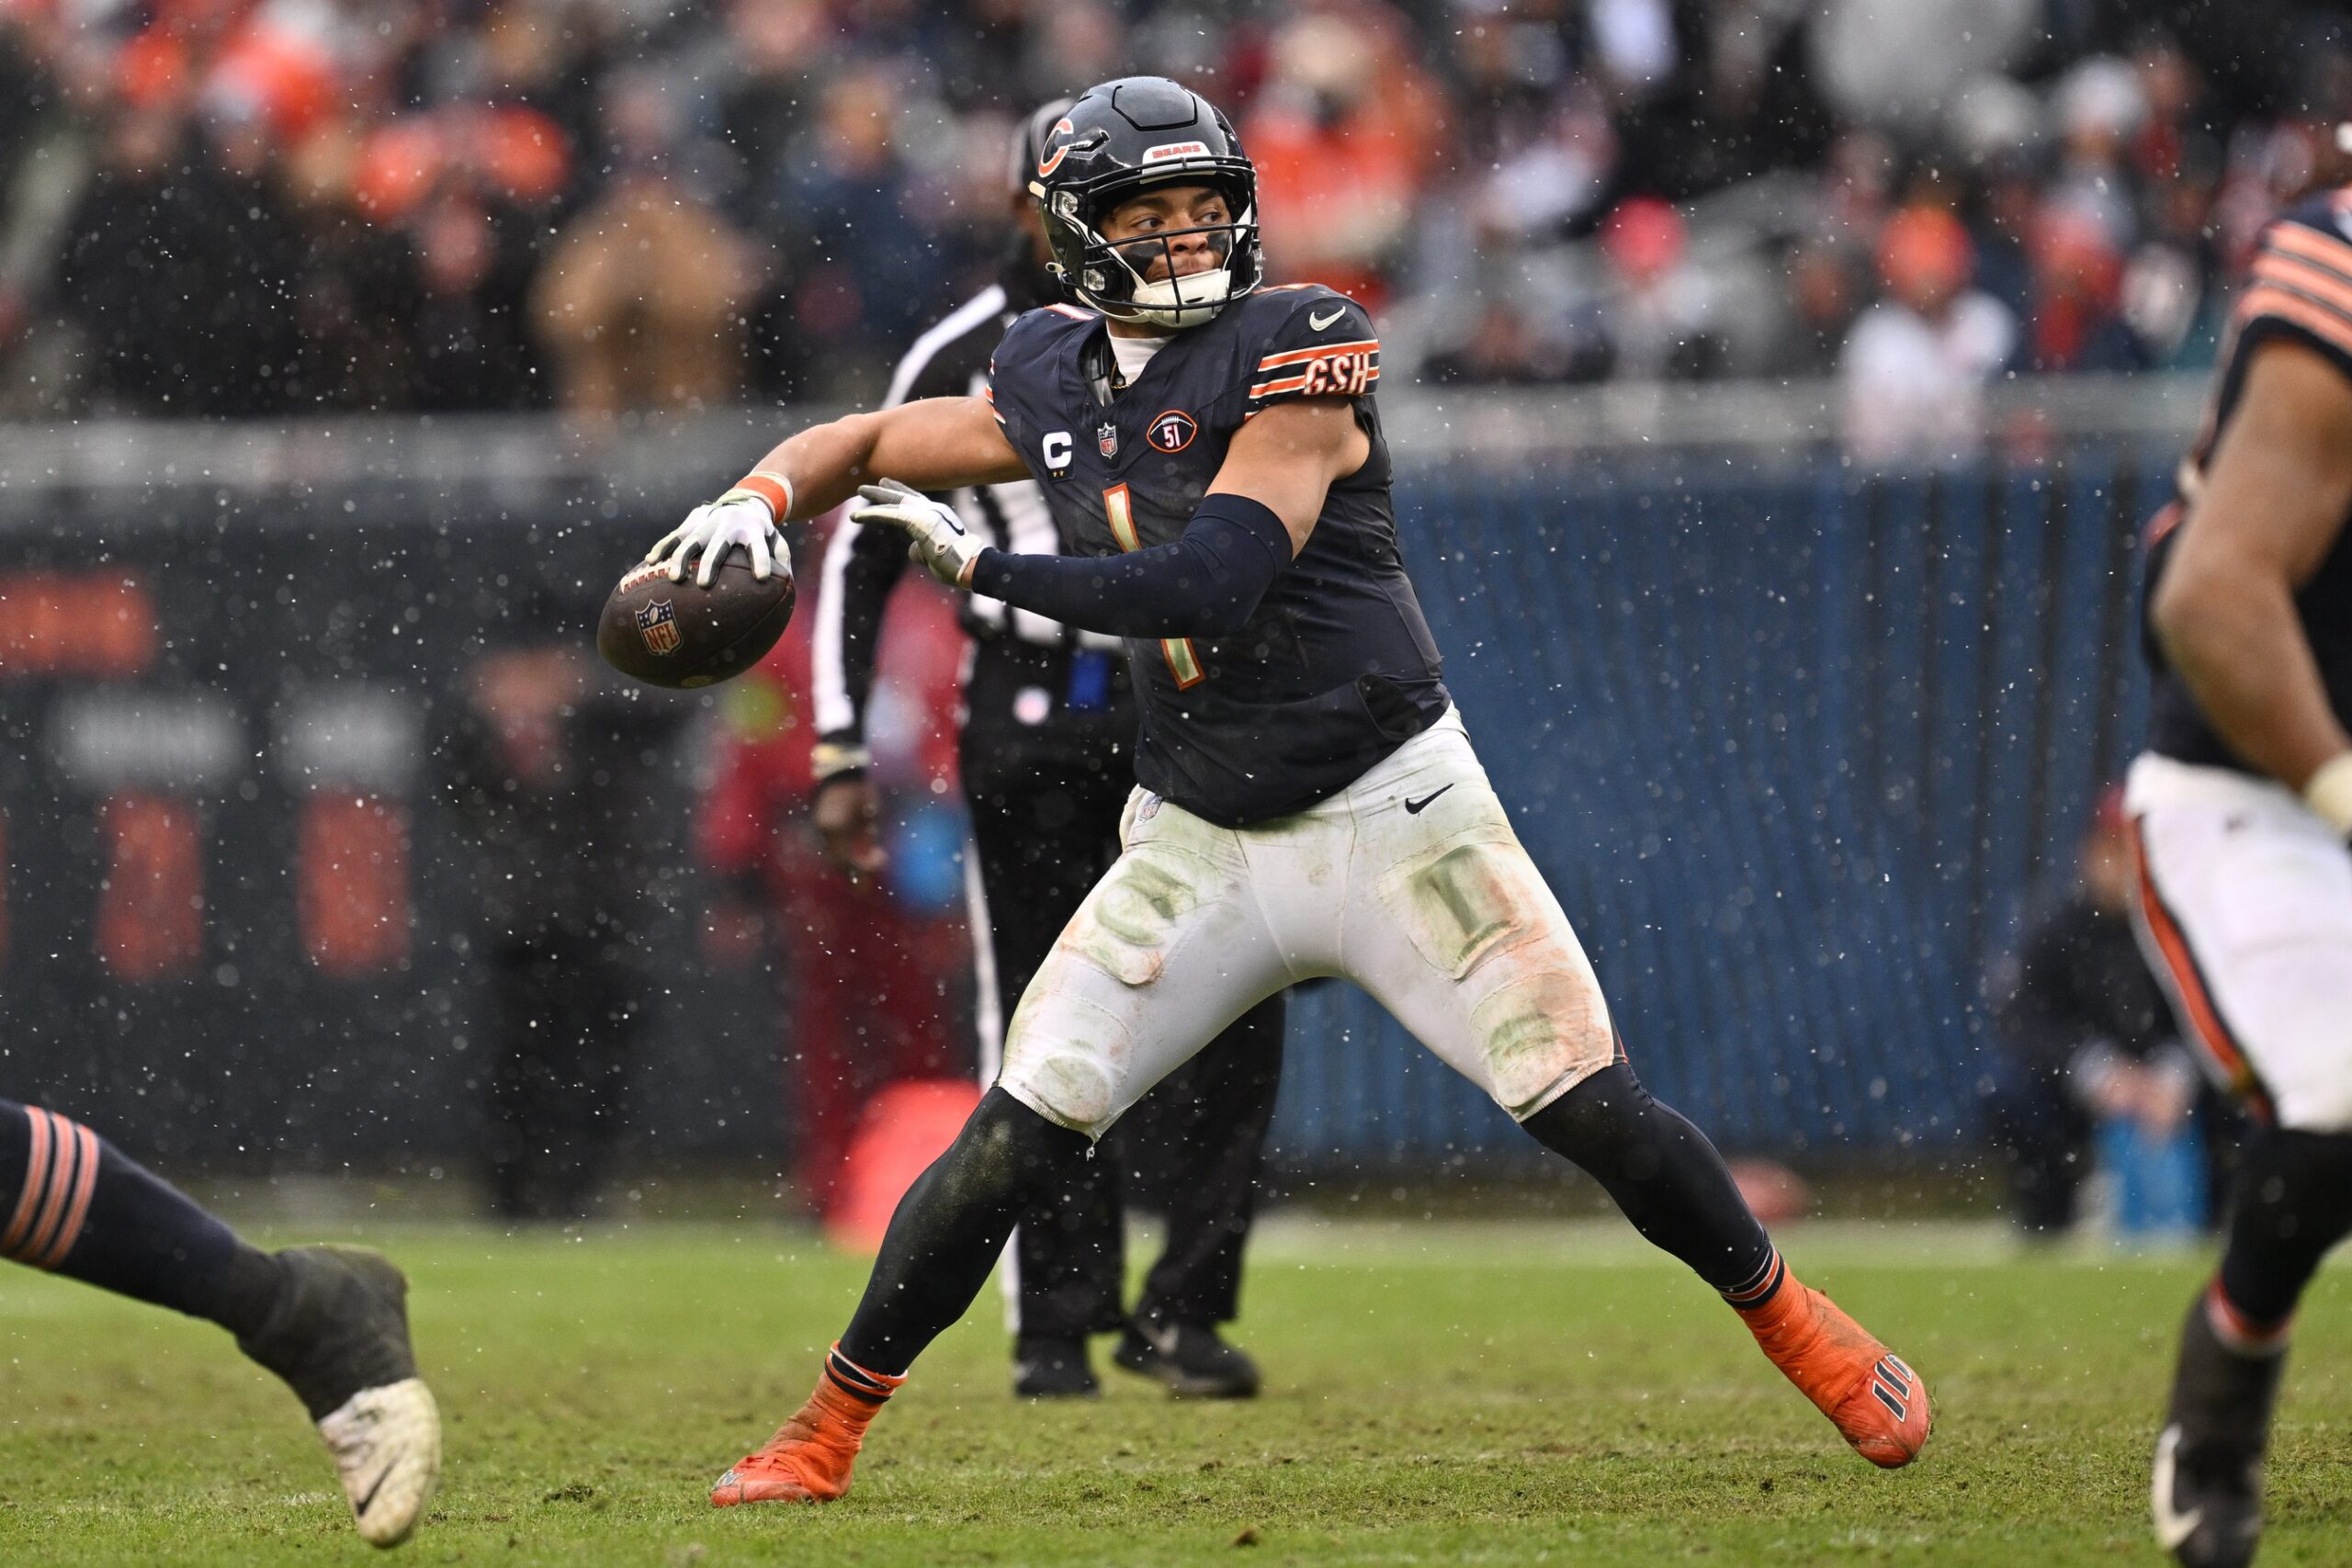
{"left": 649, "top": 76, "right": 1933, "bottom": 1506}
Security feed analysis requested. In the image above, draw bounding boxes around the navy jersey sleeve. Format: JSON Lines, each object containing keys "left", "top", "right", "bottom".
{"left": 986, "top": 306, "right": 1077, "bottom": 463}
{"left": 2234, "top": 193, "right": 2352, "bottom": 385}
{"left": 1238, "top": 288, "right": 1382, "bottom": 420}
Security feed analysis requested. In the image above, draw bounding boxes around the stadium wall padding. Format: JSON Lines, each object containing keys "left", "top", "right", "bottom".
{"left": 0, "top": 446, "right": 2166, "bottom": 1172}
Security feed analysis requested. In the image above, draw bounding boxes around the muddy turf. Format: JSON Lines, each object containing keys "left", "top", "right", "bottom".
{"left": 1, "top": 1214, "right": 2346, "bottom": 1566}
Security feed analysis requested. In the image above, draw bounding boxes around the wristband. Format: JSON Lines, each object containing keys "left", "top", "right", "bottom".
{"left": 2302, "top": 750, "right": 2352, "bottom": 837}
{"left": 722, "top": 469, "right": 794, "bottom": 523}
{"left": 810, "top": 740, "right": 872, "bottom": 782}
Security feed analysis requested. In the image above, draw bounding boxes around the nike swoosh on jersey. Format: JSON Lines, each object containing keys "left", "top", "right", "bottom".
{"left": 1404, "top": 784, "right": 1453, "bottom": 814}
{"left": 2151, "top": 1426, "right": 2202, "bottom": 1550}
{"left": 1309, "top": 307, "right": 1346, "bottom": 331}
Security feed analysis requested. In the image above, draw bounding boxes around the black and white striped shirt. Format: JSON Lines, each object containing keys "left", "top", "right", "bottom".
{"left": 813, "top": 283, "right": 1120, "bottom": 748}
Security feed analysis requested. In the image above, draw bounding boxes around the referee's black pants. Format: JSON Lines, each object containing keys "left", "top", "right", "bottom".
{"left": 962, "top": 720, "right": 1283, "bottom": 1337}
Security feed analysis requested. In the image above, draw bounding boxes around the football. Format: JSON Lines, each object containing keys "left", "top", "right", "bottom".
{"left": 595, "top": 548, "right": 794, "bottom": 689}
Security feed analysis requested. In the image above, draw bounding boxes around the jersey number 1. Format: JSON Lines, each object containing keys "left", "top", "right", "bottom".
{"left": 1102, "top": 484, "right": 1204, "bottom": 688}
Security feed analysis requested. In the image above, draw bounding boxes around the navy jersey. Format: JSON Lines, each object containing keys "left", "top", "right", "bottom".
{"left": 2143, "top": 188, "right": 2352, "bottom": 772}
{"left": 987, "top": 284, "right": 1449, "bottom": 826}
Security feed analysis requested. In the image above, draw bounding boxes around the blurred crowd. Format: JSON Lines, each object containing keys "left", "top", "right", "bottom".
{"left": 0, "top": 0, "right": 2348, "bottom": 453}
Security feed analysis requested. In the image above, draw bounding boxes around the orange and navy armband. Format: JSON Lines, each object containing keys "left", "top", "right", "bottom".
{"left": 718, "top": 469, "right": 795, "bottom": 523}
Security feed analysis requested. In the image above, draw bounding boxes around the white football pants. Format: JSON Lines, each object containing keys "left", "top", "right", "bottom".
{"left": 2126, "top": 751, "right": 2352, "bottom": 1131}
{"left": 996, "top": 710, "right": 1620, "bottom": 1139}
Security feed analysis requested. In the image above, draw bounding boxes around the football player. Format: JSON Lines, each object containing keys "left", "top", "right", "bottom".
{"left": 809, "top": 99, "right": 1279, "bottom": 1400}
{"left": 1, "top": 1098, "right": 439, "bottom": 1545}
{"left": 2131, "top": 175, "right": 2352, "bottom": 1568}
{"left": 650, "top": 76, "right": 1932, "bottom": 1506}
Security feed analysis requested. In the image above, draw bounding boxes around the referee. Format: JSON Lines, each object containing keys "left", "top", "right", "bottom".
{"left": 808, "top": 100, "right": 1283, "bottom": 1400}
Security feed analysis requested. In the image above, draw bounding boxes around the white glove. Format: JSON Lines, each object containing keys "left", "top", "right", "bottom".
{"left": 851, "top": 479, "right": 988, "bottom": 589}
{"left": 2306, "top": 751, "right": 2352, "bottom": 840}
{"left": 644, "top": 495, "right": 786, "bottom": 587}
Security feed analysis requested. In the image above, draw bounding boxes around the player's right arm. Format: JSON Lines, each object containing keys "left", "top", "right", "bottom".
{"left": 646, "top": 396, "right": 1028, "bottom": 585}
{"left": 2152, "top": 336, "right": 2352, "bottom": 832}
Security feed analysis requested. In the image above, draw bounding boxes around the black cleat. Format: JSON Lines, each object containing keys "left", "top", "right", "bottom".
{"left": 1012, "top": 1334, "right": 1100, "bottom": 1398}
{"left": 238, "top": 1246, "right": 441, "bottom": 1548}
{"left": 2153, "top": 1296, "right": 2284, "bottom": 1568}
{"left": 1112, "top": 1315, "right": 1261, "bottom": 1400}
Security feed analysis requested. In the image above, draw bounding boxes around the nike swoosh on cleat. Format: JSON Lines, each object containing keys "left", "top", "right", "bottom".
{"left": 2152, "top": 1426, "right": 2202, "bottom": 1550}
{"left": 1404, "top": 785, "right": 1453, "bottom": 815}
{"left": 1309, "top": 307, "right": 1345, "bottom": 331}
{"left": 354, "top": 1462, "right": 397, "bottom": 1517}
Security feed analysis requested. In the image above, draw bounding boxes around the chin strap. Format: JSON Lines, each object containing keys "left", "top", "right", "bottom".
{"left": 1124, "top": 269, "right": 1234, "bottom": 328}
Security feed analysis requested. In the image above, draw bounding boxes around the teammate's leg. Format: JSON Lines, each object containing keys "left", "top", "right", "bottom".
{"left": 713, "top": 795, "right": 1291, "bottom": 1505}
{"left": 964, "top": 753, "right": 1128, "bottom": 1394}
{"left": 2155, "top": 1128, "right": 2352, "bottom": 1568}
{"left": 2128, "top": 773, "right": 2352, "bottom": 1567}
{"left": 1339, "top": 719, "right": 1929, "bottom": 1466}
{"left": 0, "top": 1098, "right": 439, "bottom": 1545}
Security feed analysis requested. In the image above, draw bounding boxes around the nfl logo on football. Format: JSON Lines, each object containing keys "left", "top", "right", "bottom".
{"left": 636, "top": 599, "right": 681, "bottom": 656}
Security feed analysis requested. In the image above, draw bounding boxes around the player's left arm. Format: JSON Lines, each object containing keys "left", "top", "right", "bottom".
{"left": 851, "top": 398, "right": 1366, "bottom": 639}
{"left": 1203, "top": 394, "right": 1371, "bottom": 556}
{"left": 2153, "top": 336, "right": 2352, "bottom": 831}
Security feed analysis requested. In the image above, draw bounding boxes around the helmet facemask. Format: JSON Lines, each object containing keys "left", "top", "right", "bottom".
{"left": 1040, "top": 177, "right": 1264, "bottom": 330}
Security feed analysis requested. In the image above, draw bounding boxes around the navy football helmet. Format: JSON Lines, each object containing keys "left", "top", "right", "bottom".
{"left": 1028, "top": 76, "right": 1264, "bottom": 329}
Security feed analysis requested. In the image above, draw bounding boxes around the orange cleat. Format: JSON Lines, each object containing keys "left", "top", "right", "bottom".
{"left": 1740, "top": 1267, "right": 1932, "bottom": 1468}
{"left": 711, "top": 1348, "right": 904, "bottom": 1507}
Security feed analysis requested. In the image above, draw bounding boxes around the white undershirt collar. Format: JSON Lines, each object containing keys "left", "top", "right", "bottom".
{"left": 1107, "top": 330, "right": 1170, "bottom": 389}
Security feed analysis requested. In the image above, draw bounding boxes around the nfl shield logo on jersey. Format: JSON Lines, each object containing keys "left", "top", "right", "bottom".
{"left": 635, "top": 599, "right": 681, "bottom": 656}
{"left": 1098, "top": 421, "right": 1119, "bottom": 458}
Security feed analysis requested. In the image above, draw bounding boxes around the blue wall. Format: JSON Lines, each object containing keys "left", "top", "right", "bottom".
{"left": 1273, "top": 446, "right": 2171, "bottom": 1166}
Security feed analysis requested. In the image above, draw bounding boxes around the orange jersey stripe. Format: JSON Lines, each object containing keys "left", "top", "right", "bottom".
{"left": 35, "top": 1121, "right": 97, "bottom": 1269}
{"left": 2263, "top": 220, "right": 2352, "bottom": 282}
{"left": 1, "top": 1105, "right": 51, "bottom": 1257}
{"left": 2234, "top": 286, "right": 2352, "bottom": 357}
{"left": 2250, "top": 251, "right": 2352, "bottom": 319}
{"left": 2128, "top": 819, "right": 2264, "bottom": 1104}
{"left": 1248, "top": 367, "right": 1381, "bottom": 400}
{"left": 1256, "top": 339, "right": 1380, "bottom": 370}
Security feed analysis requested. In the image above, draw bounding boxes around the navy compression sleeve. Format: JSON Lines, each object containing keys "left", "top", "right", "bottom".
{"left": 966, "top": 493, "right": 1290, "bottom": 639}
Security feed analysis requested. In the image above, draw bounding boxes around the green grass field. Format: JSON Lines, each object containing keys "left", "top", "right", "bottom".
{"left": 1, "top": 1214, "right": 2346, "bottom": 1566}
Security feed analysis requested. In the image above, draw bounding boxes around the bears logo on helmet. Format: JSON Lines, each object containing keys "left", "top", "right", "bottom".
{"left": 1035, "top": 118, "right": 1077, "bottom": 177}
